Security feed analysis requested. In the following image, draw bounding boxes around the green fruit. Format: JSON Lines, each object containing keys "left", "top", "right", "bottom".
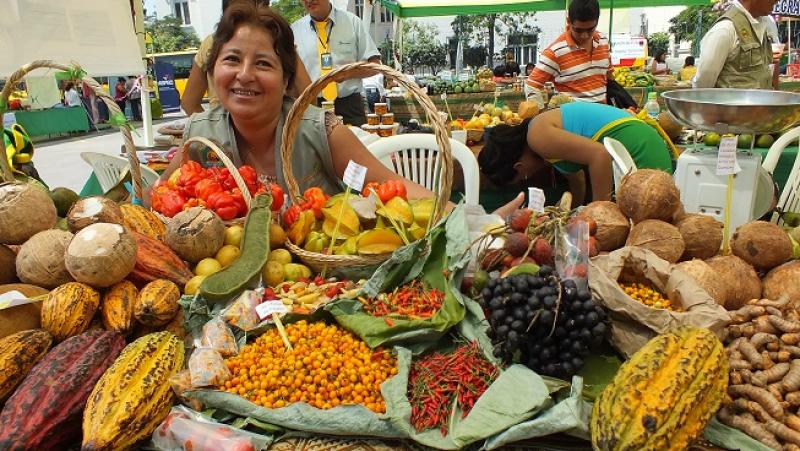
{"left": 737, "top": 134, "right": 753, "bottom": 148}
{"left": 756, "top": 134, "right": 775, "bottom": 148}
{"left": 504, "top": 263, "right": 540, "bottom": 277}
{"left": 49, "top": 187, "right": 80, "bottom": 217}
{"left": 704, "top": 132, "right": 721, "bottom": 147}
{"left": 455, "top": 86, "right": 463, "bottom": 94}
{"left": 472, "top": 269, "right": 490, "bottom": 293}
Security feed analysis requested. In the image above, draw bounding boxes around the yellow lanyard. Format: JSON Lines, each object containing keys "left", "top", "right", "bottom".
{"left": 315, "top": 20, "right": 338, "bottom": 101}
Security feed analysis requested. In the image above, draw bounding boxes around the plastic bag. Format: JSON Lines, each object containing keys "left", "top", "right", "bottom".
{"left": 153, "top": 405, "right": 271, "bottom": 451}
{"left": 201, "top": 317, "right": 238, "bottom": 357}
{"left": 555, "top": 220, "right": 590, "bottom": 291}
{"left": 189, "top": 348, "right": 231, "bottom": 388}
{"left": 169, "top": 370, "right": 203, "bottom": 411}
{"left": 223, "top": 290, "right": 262, "bottom": 331}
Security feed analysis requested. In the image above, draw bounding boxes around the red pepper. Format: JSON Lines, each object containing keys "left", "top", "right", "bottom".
{"left": 182, "top": 198, "right": 206, "bottom": 210}
{"left": 207, "top": 191, "right": 239, "bottom": 221}
{"left": 216, "top": 168, "right": 238, "bottom": 191}
{"left": 269, "top": 183, "right": 284, "bottom": 211}
{"left": 177, "top": 161, "right": 207, "bottom": 198}
{"left": 282, "top": 205, "right": 303, "bottom": 227}
{"left": 229, "top": 188, "right": 248, "bottom": 217}
{"left": 377, "top": 180, "right": 407, "bottom": 203}
{"left": 362, "top": 182, "right": 381, "bottom": 197}
{"left": 151, "top": 185, "right": 186, "bottom": 218}
{"left": 302, "top": 187, "right": 327, "bottom": 219}
{"left": 194, "top": 178, "right": 224, "bottom": 202}
{"left": 238, "top": 165, "right": 259, "bottom": 191}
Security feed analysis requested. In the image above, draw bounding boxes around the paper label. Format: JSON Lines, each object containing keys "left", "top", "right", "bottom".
{"left": 716, "top": 136, "right": 742, "bottom": 175}
{"left": 343, "top": 160, "right": 367, "bottom": 191}
{"left": 0, "top": 291, "right": 36, "bottom": 310}
{"left": 256, "top": 300, "right": 289, "bottom": 320}
{"left": 528, "top": 187, "right": 546, "bottom": 212}
{"left": 440, "top": 92, "right": 447, "bottom": 100}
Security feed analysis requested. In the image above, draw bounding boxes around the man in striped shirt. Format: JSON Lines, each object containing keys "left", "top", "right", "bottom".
{"left": 526, "top": 0, "right": 612, "bottom": 103}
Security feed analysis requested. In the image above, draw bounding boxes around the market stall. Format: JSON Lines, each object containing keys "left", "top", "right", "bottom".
{"left": 3, "top": 107, "right": 90, "bottom": 138}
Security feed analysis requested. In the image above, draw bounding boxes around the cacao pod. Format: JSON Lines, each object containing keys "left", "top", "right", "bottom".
{"left": 128, "top": 231, "right": 193, "bottom": 286}
{"left": 41, "top": 282, "right": 100, "bottom": 342}
{"left": 120, "top": 204, "right": 166, "bottom": 241}
{"left": 0, "top": 331, "right": 124, "bottom": 451}
{"left": 82, "top": 331, "right": 185, "bottom": 451}
{"left": 100, "top": 281, "right": 138, "bottom": 335}
{"left": 591, "top": 327, "right": 728, "bottom": 451}
{"left": 134, "top": 279, "right": 180, "bottom": 327}
{"left": 0, "top": 329, "right": 52, "bottom": 402}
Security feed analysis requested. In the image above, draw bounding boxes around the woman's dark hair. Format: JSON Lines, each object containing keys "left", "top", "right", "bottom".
{"left": 525, "top": 62, "right": 535, "bottom": 74}
{"left": 208, "top": 0, "right": 297, "bottom": 88}
{"left": 568, "top": 0, "right": 600, "bottom": 23}
{"left": 117, "top": 77, "right": 125, "bottom": 83}
{"left": 655, "top": 51, "right": 667, "bottom": 62}
{"left": 222, "top": 0, "right": 269, "bottom": 12}
{"left": 477, "top": 118, "right": 531, "bottom": 187}
{"left": 684, "top": 55, "right": 695, "bottom": 67}
{"left": 64, "top": 82, "right": 74, "bottom": 91}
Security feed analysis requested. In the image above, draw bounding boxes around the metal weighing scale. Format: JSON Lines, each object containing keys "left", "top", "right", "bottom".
{"left": 661, "top": 89, "right": 800, "bottom": 251}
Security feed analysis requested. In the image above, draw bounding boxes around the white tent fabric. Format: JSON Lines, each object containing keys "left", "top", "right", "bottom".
{"left": 0, "top": 0, "right": 144, "bottom": 77}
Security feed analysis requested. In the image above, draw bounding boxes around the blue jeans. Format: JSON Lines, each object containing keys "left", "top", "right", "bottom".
{"left": 365, "top": 88, "right": 381, "bottom": 113}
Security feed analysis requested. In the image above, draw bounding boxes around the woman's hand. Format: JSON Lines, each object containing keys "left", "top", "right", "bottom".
{"left": 492, "top": 192, "right": 525, "bottom": 219}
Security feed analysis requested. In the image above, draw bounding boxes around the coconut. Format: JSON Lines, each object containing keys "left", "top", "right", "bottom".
{"left": 675, "top": 214, "right": 723, "bottom": 260}
{"left": 658, "top": 111, "right": 684, "bottom": 141}
{"left": 731, "top": 221, "right": 792, "bottom": 271}
{"left": 626, "top": 219, "right": 685, "bottom": 263}
{"left": 580, "top": 201, "right": 630, "bottom": 252}
{"left": 706, "top": 255, "right": 761, "bottom": 310}
{"left": 674, "top": 259, "right": 726, "bottom": 306}
{"left": 616, "top": 169, "right": 682, "bottom": 223}
{"left": 15, "top": 229, "right": 74, "bottom": 289}
{"left": 763, "top": 260, "right": 800, "bottom": 302}
{"left": 0, "top": 245, "right": 17, "bottom": 284}
{"left": 65, "top": 223, "right": 137, "bottom": 288}
{"left": 66, "top": 196, "right": 124, "bottom": 232}
{"left": 165, "top": 207, "right": 225, "bottom": 263}
{"left": 0, "top": 182, "right": 57, "bottom": 245}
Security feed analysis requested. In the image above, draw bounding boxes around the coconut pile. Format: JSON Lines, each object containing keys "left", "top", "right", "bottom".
{"left": 580, "top": 169, "right": 797, "bottom": 311}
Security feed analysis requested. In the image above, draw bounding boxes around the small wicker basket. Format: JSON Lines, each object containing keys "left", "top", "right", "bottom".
{"left": 279, "top": 61, "right": 453, "bottom": 274}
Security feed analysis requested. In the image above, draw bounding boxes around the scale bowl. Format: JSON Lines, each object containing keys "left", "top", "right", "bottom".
{"left": 661, "top": 89, "right": 800, "bottom": 134}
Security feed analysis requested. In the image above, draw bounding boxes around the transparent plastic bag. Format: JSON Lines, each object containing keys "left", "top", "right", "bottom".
{"left": 169, "top": 370, "right": 203, "bottom": 411}
{"left": 188, "top": 348, "right": 231, "bottom": 388}
{"left": 201, "top": 317, "right": 238, "bottom": 357}
{"left": 555, "top": 220, "right": 590, "bottom": 291}
{"left": 153, "top": 405, "right": 271, "bottom": 451}
{"left": 222, "top": 290, "right": 262, "bottom": 331}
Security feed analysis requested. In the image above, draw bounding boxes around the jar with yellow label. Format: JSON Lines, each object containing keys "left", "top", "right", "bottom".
{"left": 361, "top": 125, "right": 379, "bottom": 135}
{"left": 374, "top": 103, "right": 388, "bottom": 115}
{"left": 378, "top": 125, "right": 394, "bottom": 137}
{"left": 366, "top": 114, "right": 380, "bottom": 126}
{"left": 380, "top": 113, "right": 394, "bottom": 125}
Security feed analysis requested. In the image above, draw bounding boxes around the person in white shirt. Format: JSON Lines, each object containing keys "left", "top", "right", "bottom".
{"left": 362, "top": 71, "right": 385, "bottom": 113}
{"left": 63, "top": 82, "right": 82, "bottom": 107}
{"left": 694, "top": 0, "right": 780, "bottom": 89}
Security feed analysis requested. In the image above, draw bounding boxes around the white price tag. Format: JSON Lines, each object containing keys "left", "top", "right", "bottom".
{"left": 528, "top": 187, "right": 546, "bottom": 212}
{"left": 255, "top": 300, "right": 289, "bottom": 320}
{"left": 343, "top": 160, "right": 368, "bottom": 191}
{"left": 716, "top": 136, "right": 742, "bottom": 176}
{"left": 440, "top": 92, "right": 447, "bottom": 100}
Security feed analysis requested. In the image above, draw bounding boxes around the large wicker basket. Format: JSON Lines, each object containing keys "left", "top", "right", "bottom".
{"left": 280, "top": 61, "right": 453, "bottom": 274}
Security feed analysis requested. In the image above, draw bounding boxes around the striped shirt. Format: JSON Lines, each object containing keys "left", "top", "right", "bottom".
{"left": 526, "top": 30, "right": 612, "bottom": 103}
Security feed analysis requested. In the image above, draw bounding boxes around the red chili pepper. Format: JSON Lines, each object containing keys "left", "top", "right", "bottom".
{"left": 376, "top": 180, "right": 407, "bottom": 203}
{"left": 194, "top": 178, "right": 224, "bottom": 202}
{"left": 151, "top": 185, "right": 186, "bottom": 218}
{"left": 269, "top": 183, "right": 284, "bottom": 211}
{"left": 282, "top": 204, "right": 303, "bottom": 227}
{"left": 207, "top": 191, "right": 239, "bottom": 221}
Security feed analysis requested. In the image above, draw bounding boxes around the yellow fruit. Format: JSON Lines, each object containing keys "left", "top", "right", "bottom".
{"left": 269, "top": 222, "right": 287, "bottom": 249}
{"left": 184, "top": 275, "right": 206, "bottom": 295}
{"left": 215, "top": 245, "right": 241, "bottom": 267}
{"left": 262, "top": 261, "right": 285, "bottom": 287}
{"left": 268, "top": 248, "right": 292, "bottom": 265}
{"left": 224, "top": 225, "right": 244, "bottom": 247}
{"left": 284, "top": 263, "right": 312, "bottom": 282}
{"left": 194, "top": 258, "right": 222, "bottom": 276}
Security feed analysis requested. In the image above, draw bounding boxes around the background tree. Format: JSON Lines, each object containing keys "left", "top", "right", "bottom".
{"left": 270, "top": 0, "right": 306, "bottom": 24}
{"left": 647, "top": 32, "right": 670, "bottom": 57}
{"left": 401, "top": 21, "right": 447, "bottom": 75}
{"left": 451, "top": 13, "right": 538, "bottom": 67}
{"left": 668, "top": 4, "right": 723, "bottom": 56}
{"left": 145, "top": 16, "right": 200, "bottom": 53}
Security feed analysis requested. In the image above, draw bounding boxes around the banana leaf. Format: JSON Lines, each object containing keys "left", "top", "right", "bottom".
{"left": 703, "top": 417, "right": 774, "bottom": 451}
{"left": 326, "top": 206, "right": 471, "bottom": 351}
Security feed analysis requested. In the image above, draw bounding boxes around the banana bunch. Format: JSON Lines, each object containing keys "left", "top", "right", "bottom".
{"left": 274, "top": 279, "right": 364, "bottom": 311}
{"left": 613, "top": 67, "right": 655, "bottom": 88}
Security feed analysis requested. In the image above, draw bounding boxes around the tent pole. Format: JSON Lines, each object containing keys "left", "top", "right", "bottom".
{"left": 132, "top": 0, "right": 153, "bottom": 148}
{"left": 608, "top": 0, "right": 614, "bottom": 46}
{"left": 790, "top": 19, "right": 793, "bottom": 65}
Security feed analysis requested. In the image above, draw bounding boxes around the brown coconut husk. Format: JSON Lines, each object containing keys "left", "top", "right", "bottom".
{"left": 731, "top": 221, "right": 792, "bottom": 271}
{"left": 616, "top": 169, "right": 682, "bottom": 223}
{"left": 65, "top": 223, "right": 137, "bottom": 288}
{"left": 165, "top": 207, "right": 225, "bottom": 263}
{"left": 676, "top": 214, "right": 723, "bottom": 260}
{"left": 15, "top": 229, "right": 74, "bottom": 289}
{"left": 0, "top": 245, "right": 17, "bottom": 284}
{"left": 763, "top": 260, "right": 800, "bottom": 303}
{"left": 705, "top": 255, "right": 762, "bottom": 310}
{"left": 0, "top": 183, "right": 57, "bottom": 245}
{"left": 674, "top": 259, "right": 727, "bottom": 306}
{"left": 625, "top": 219, "right": 685, "bottom": 263}
{"left": 580, "top": 201, "right": 630, "bottom": 252}
{"left": 67, "top": 196, "right": 124, "bottom": 232}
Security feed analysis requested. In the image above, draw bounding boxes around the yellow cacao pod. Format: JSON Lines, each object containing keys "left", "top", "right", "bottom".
{"left": 120, "top": 204, "right": 166, "bottom": 241}
{"left": 41, "top": 282, "right": 100, "bottom": 342}
{"left": 0, "top": 329, "right": 52, "bottom": 402}
{"left": 100, "top": 281, "right": 138, "bottom": 335}
{"left": 134, "top": 279, "right": 179, "bottom": 327}
{"left": 82, "top": 331, "right": 185, "bottom": 451}
{"left": 591, "top": 326, "right": 728, "bottom": 451}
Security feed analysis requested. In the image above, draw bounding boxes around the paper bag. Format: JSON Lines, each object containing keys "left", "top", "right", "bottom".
{"left": 588, "top": 247, "right": 730, "bottom": 357}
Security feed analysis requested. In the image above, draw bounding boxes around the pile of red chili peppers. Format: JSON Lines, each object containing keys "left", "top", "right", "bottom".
{"left": 408, "top": 340, "right": 500, "bottom": 435}
{"left": 360, "top": 280, "right": 444, "bottom": 324}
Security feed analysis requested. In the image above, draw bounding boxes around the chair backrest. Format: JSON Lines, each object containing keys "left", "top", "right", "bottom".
{"left": 367, "top": 134, "right": 480, "bottom": 205}
{"left": 603, "top": 137, "right": 637, "bottom": 191}
{"left": 763, "top": 126, "right": 800, "bottom": 174}
{"left": 763, "top": 126, "right": 800, "bottom": 225}
{"left": 80, "top": 152, "right": 160, "bottom": 193}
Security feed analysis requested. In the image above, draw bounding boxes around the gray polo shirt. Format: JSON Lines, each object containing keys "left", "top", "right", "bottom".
{"left": 291, "top": 6, "right": 379, "bottom": 99}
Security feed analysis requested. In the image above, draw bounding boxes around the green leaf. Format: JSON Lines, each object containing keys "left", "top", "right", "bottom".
{"left": 576, "top": 354, "right": 623, "bottom": 402}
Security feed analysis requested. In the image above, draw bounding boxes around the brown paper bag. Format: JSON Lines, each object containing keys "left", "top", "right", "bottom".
{"left": 589, "top": 247, "right": 730, "bottom": 358}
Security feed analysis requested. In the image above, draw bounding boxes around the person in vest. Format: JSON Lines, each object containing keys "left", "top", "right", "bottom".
{"left": 694, "top": 0, "right": 780, "bottom": 89}
{"left": 478, "top": 102, "right": 673, "bottom": 206}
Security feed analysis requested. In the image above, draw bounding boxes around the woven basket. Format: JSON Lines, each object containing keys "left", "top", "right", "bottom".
{"left": 466, "top": 129, "right": 484, "bottom": 142}
{"left": 0, "top": 60, "right": 138, "bottom": 191}
{"left": 280, "top": 61, "right": 453, "bottom": 274}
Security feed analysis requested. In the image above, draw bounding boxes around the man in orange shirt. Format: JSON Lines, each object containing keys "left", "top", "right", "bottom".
{"left": 526, "top": 0, "right": 612, "bottom": 103}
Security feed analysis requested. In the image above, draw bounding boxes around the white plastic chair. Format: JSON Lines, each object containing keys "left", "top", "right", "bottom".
{"left": 603, "top": 137, "right": 637, "bottom": 192}
{"left": 762, "top": 126, "right": 800, "bottom": 225}
{"left": 366, "top": 134, "right": 480, "bottom": 205}
{"left": 80, "top": 152, "right": 160, "bottom": 193}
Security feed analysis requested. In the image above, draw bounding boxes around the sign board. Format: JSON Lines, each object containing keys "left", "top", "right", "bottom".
{"left": 610, "top": 35, "right": 648, "bottom": 65}
{"left": 774, "top": 0, "right": 800, "bottom": 17}
{"left": 153, "top": 62, "right": 181, "bottom": 113}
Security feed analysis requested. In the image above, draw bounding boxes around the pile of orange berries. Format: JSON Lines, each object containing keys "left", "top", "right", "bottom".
{"left": 223, "top": 320, "right": 397, "bottom": 413}
{"left": 619, "top": 282, "right": 680, "bottom": 311}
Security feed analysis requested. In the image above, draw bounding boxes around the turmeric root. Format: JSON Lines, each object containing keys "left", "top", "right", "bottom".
{"left": 767, "top": 419, "right": 800, "bottom": 446}
{"left": 783, "top": 334, "right": 800, "bottom": 346}
{"left": 764, "top": 351, "right": 777, "bottom": 370}
{"left": 729, "top": 385, "right": 785, "bottom": 420}
{"left": 756, "top": 316, "right": 780, "bottom": 335}
{"left": 753, "top": 332, "right": 781, "bottom": 348}
{"left": 767, "top": 306, "right": 786, "bottom": 317}
{"left": 753, "top": 363, "right": 792, "bottom": 386}
{"left": 784, "top": 346, "right": 800, "bottom": 358}
{"left": 787, "top": 414, "right": 800, "bottom": 433}
{"left": 787, "top": 392, "right": 800, "bottom": 407}
{"left": 756, "top": 298, "right": 791, "bottom": 309}
{"left": 784, "top": 361, "right": 800, "bottom": 393}
{"left": 784, "top": 444, "right": 800, "bottom": 451}
{"left": 732, "top": 359, "right": 754, "bottom": 371}
{"left": 732, "top": 371, "right": 744, "bottom": 385}
{"left": 770, "top": 351, "right": 793, "bottom": 363}
{"left": 741, "top": 340, "right": 765, "bottom": 368}
{"left": 718, "top": 407, "right": 782, "bottom": 450}
{"left": 734, "top": 397, "right": 777, "bottom": 423}
{"left": 734, "top": 305, "right": 768, "bottom": 322}
{"left": 771, "top": 316, "right": 800, "bottom": 334}
{"left": 769, "top": 383, "right": 786, "bottom": 401}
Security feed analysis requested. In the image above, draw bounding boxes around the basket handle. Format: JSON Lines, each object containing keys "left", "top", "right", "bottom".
{"left": 279, "top": 61, "right": 453, "bottom": 224}
{"left": 0, "top": 60, "right": 140, "bottom": 198}
{"left": 178, "top": 136, "right": 252, "bottom": 207}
